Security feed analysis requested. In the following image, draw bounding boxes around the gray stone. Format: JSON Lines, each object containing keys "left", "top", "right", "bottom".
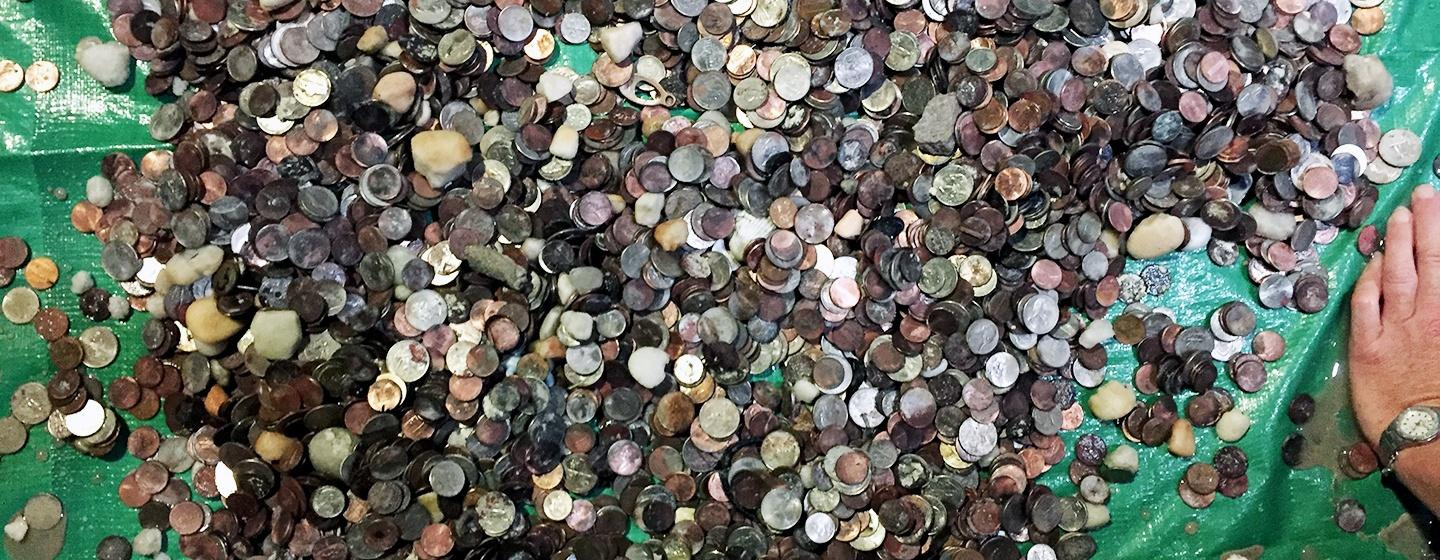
{"left": 912, "top": 93, "right": 960, "bottom": 155}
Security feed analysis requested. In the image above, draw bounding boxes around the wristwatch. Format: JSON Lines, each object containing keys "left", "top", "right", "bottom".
{"left": 1378, "top": 405, "right": 1440, "bottom": 471}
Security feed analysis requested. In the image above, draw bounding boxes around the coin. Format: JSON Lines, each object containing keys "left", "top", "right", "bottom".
{"left": 0, "top": 60, "right": 22, "bottom": 92}
{"left": 23, "top": 61, "right": 57, "bottom": 93}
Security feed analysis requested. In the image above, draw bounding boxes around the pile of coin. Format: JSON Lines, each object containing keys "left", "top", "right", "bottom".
{"left": 0, "top": 237, "right": 127, "bottom": 461}
{"left": 25, "top": 0, "right": 1409, "bottom": 556}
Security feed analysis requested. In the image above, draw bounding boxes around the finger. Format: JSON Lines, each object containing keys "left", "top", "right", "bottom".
{"left": 1351, "top": 253, "right": 1383, "bottom": 343}
{"left": 1383, "top": 206, "right": 1417, "bottom": 320}
{"left": 1412, "top": 185, "right": 1440, "bottom": 302}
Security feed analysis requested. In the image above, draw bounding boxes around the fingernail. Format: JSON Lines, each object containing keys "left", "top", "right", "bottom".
{"left": 1395, "top": 207, "right": 1411, "bottom": 220}
{"left": 1417, "top": 186, "right": 1435, "bottom": 200}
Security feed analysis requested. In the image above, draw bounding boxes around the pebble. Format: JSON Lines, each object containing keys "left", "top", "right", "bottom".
{"left": 250, "top": 310, "right": 303, "bottom": 360}
{"left": 1344, "top": 54, "right": 1394, "bottom": 111}
{"left": 1078, "top": 318, "right": 1113, "bottom": 348}
{"left": 1180, "top": 218, "right": 1212, "bottom": 252}
{"left": 550, "top": 125, "right": 579, "bottom": 159}
{"left": 161, "top": 245, "right": 223, "bottom": 287}
{"left": 69, "top": 270, "right": 94, "bottom": 295}
{"left": 1126, "top": 214, "right": 1186, "bottom": 259}
{"left": 357, "top": 26, "right": 388, "bottom": 53}
{"left": 1104, "top": 445, "right": 1140, "bottom": 474}
{"left": 4, "top": 517, "right": 26, "bottom": 542}
{"left": 186, "top": 297, "right": 243, "bottom": 344}
{"left": 1216, "top": 409, "right": 1252, "bottom": 442}
{"left": 133, "top": 528, "right": 162, "bottom": 556}
{"left": 1082, "top": 502, "right": 1110, "bottom": 529}
{"left": 1168, "top": 419, "right": 1196, "bottom": 457}
{"left": 74, "top": 39, "right": 132, "bottom": 88}
{"left": 308, "top": 427, "right": 359, "bottom": 481}
{"left": 1249, "top": 205, "right": 1297, "bottom": 241}
{"left": 599, "top": 22, "right": 644, "bottom": 62}
{"left": 634, "top": 193, "right": 665, "bottom": 226}
{"left": 627, "top": 346, "right": 669, "bottom": 388}
{"left": 654, "top": 218, "right": 689, "bottom": 251}
{"left": 834, "top": 210, "right": 865, "bottom": 238}
{"left": 85, "top": 176, "right": 113, "bottom": 207}
{"left": 912, "top": 94, "right": 960, "bottom": 155}
{"left": 558, "top": 310, "right": 593, "bottom": 341}
{"left": 536, "top": 71, "right": 573, "bottom": 102}
{"left": 411, "top": 130, "right": 473, "bottom": 188}
{"left": 1088, "top": 381, "right": 1137, "bottom": 421}
{"left": 372, "top": 71, "right": 417, "bottom": 113}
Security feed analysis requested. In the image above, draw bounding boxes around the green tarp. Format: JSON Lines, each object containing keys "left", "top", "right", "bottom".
{"left": 0, "top": 0, "right": 1436, "bottom": 558}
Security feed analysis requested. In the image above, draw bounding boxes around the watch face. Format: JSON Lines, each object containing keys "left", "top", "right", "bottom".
{"left": 1398, "top": 409, "right": 1440, "bottom": 440}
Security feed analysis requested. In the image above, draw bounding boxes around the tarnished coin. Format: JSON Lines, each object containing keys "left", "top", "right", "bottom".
{"left": 0, "top": 60, "right": 22, "bottom": 92}
{"left": 24, "top": 61, "right": 58, "bottom": 93}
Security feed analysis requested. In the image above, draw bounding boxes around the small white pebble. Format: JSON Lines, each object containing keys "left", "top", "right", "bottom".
{"left": 86, "top": 175, "right": 114, "bottom": 207}
{"left": 627, "top": 346, "right": 669, "bottom": 388}
{"left": 1216, "top": 409, "right": 1252, "bottom": 442}
{"left": 4, "top": 517, "right": 27, "bottom": 542}
{"left": 133, "top": 527, "right": 162, "bottom": 556}
{"left": 1087, "top": 381, "right": 1136, "bottom": 421}
{"left": 75, "top": 40, "right": 133, "bottom": 88}
{"left": 70, "top": 270, "right": 95, "bottom": 295}
{"left": 1104, "top": 444, "right": 1139, "bottom": 474}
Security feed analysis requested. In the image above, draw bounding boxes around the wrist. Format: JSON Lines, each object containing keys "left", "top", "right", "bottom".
{"left": 1378, "top": 402, "right": 1440, "bottom": 471}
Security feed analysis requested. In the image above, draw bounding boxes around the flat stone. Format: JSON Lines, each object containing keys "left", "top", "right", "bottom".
{"left": 1125, "top": 214, "right": 1185, "bottom": 259}
{"left": 912, "top": 93, "right": 960, "bottom": 155}
{"left": 186, "top": 297, "right": 243, "bottom": 344}
{"left": 250, "top": 310, "right": 303, "bottom": 360}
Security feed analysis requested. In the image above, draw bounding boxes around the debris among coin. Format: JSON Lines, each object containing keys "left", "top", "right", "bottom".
{"left": 74, "top": 38, "right": 132, "bottom": 88}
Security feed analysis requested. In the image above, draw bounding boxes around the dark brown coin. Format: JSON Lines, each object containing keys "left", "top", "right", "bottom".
{"left": 32, "top": 307, "right": 69, "bottom": 341}
{"left": 0, "top": 237, "right": 28, "bottom": 268}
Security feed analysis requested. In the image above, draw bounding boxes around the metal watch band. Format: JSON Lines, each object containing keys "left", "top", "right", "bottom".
{"left": 1379, "top": 405, "right": 1440, "bottom": 470}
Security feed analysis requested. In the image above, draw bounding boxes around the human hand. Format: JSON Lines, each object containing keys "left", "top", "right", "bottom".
{"left": 1350, "top": 185, "right": 1440, "bottom": 446}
